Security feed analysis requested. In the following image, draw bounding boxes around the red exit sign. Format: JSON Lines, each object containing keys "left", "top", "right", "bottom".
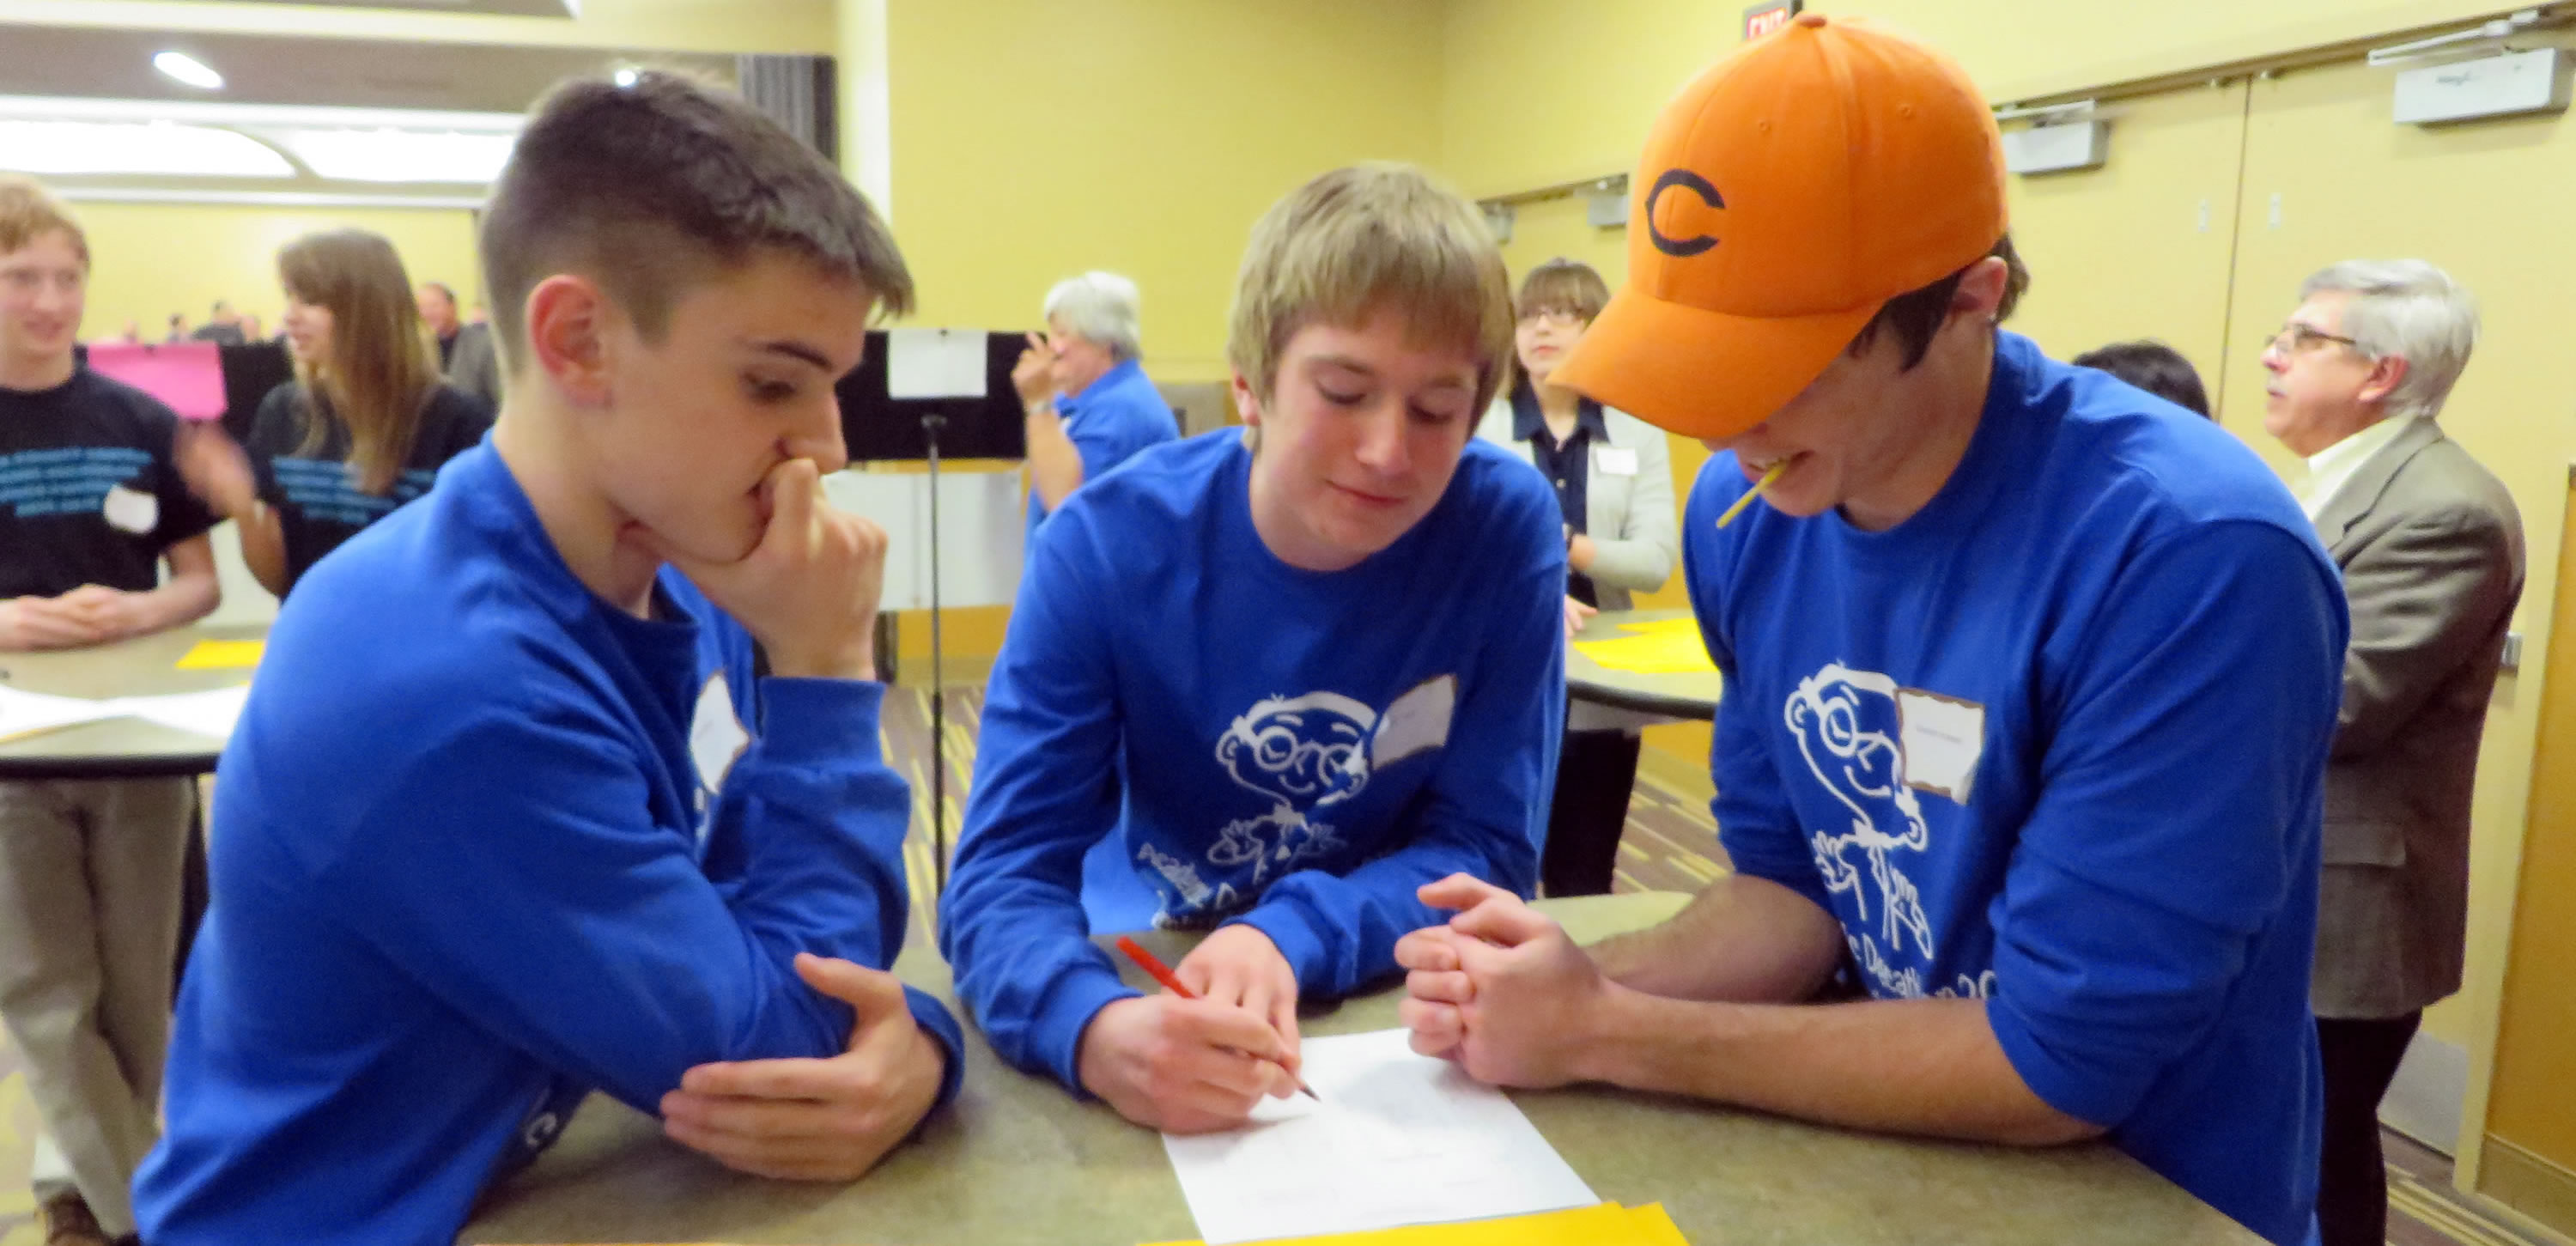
{"left": 1743, "top": 0, "right": 1801, "bottom": 40}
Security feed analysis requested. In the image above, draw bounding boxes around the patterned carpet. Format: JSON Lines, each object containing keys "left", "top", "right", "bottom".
{"left": 0, "top": 685, "right": 2549, "bottom": 1245}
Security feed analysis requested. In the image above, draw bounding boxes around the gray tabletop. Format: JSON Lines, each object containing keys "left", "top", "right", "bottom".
{"left": 1566, "top": 608, "right": 1722, "bottom": 720}
{"left": 464, "top": 892, "right": 2261, "bottom": 1246}
{"left": 0, "top": 623, "right": 264, "bottom": 780}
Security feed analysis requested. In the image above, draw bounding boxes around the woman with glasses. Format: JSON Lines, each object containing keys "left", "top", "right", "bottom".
{"left": 1473, "top": 258, "right": 1678, "bottom": 896}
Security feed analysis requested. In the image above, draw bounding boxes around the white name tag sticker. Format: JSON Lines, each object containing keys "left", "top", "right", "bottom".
{"left": 1372, "top": 675, "right": 1457, "bottom": 769}
{"left": 690, "top": 673, "right": 752, "bottom": 796}
{"left": 1897, "top": 688, "right": 1984, "bottom": 804}
{"left": 102, "top": 483, "right": 158, "bottom": 535}
{"left": 1593, "top": 446, "right": 1639, "bottom": 477}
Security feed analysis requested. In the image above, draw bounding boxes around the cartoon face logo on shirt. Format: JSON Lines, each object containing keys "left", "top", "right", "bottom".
{"left": 1147, "top": 678, "right": 1457, "bottom": 922}
{"left": 1786, "top": 665, "right": 1935, "bottom": 968}
{"left": 1206, "top": 690, "right": 1375, "bottom": 883}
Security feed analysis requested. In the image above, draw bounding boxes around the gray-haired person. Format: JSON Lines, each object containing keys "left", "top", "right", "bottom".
{"left": 1012, "top": 270, "right": 1179, "bottom": 543}
{"left": 2260, "top": 258, "right": 2524, "bottom": 1246}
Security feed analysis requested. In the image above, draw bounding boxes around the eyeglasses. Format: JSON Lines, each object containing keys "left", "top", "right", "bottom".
{"left": 2261, "top": 325, "right": 2361, "bottom": 356}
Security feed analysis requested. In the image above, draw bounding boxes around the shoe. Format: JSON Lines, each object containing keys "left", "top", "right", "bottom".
{"left": 38, "top": 1189, "right": 112, "bottom": 1246}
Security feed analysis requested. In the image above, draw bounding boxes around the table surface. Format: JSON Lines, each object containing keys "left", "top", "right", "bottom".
{"left": 0, "top": 623, "right": 264, "bottom": 779}
{"left": 1564, "top": 608, "right": 1722, "bottom": 720}
{"left": 465, "top": 893, "right": 2261, "bottom": 1246}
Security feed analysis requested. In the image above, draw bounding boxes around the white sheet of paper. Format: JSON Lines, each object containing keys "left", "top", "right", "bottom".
{"left": 885, "top": 327, "right": 988, "bottom": 400}
{"left": 111, "top": 685, "right": 251, "bottom": 739}
{"left": 1161, "top": 1028, "right": 1598, "bottom": 1245}
{"left": 0, "top": 687, "right": 120, "bottom": 744}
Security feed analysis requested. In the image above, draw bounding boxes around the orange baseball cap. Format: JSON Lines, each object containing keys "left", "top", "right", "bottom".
{"left": 1552, "top": 14, "right": 2008, "bottom": 440}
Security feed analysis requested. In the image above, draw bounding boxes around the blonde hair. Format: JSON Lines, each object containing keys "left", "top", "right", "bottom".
{"left": 1225, "top": 163, "right": 1513, "bottom": 415}
{"left": 278, "top": 229, "right": 442, "bottom": 495}
{"left": 0, "top": 175, "right": 88, "bottom": 264}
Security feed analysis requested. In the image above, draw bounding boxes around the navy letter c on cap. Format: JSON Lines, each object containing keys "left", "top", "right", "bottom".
{"left": 1644, "top": 169, "right": 1723, "bottom": 258}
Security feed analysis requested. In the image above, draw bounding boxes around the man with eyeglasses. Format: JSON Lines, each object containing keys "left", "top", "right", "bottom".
{"left": 2261, "top": 258, "right": 2524, "bottom": 1246}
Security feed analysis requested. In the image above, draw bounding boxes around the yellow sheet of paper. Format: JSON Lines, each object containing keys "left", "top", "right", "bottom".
{"left": 1572, "top": 616, "right": 1716, "bottom": 676}
{"left": 1572, "top": 629, "right": 1715, "bottom": 675}
{"left": 1140, "top": 1200, "right": 1690, "bottom": 1246}
{"left": 174, "top": 639, "right": 264, "bottom": 670}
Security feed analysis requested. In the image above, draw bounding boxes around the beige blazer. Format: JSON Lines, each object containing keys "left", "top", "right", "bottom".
{"left": 444, "top": 321, "right": 504, "bottom": 412}
{"left": 1473, "top": 398, "right": 1679, "bottom": 612}
{"left": 2309, "top": 416, "right": 2524, "bottom": 1019}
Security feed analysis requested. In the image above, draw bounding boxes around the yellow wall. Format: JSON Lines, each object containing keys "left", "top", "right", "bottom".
{"left": 0, "top": 0, "right": 834, "bottom": 53}
{"left": 1815, "top": 0, "right": 2531, "bottom": 103}
{"left": 1439, "top": 0, "right": 2534, "bottom": 197}
{"left": 64, "top": 201, "right": 481, "bottom": 347}
{"left": 2000, "top": 82, "right": 2247, "bottom": 404}
{"left": 2489, "top": 487, "right": 2576, "bottom": 1232}
{"left": 884, "top": 0, "right": 1446, "bottom": 384}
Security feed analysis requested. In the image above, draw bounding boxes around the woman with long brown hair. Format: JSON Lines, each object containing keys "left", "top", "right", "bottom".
{"left": 179, "top": 228, "right": 491, "bottom": 596}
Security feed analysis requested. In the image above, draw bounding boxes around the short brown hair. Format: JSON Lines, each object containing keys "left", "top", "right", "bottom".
{"left": 1226, "top": 163, "right": 1514, "bottom": 415}
{"left": 0, "top": 175, "right": 88, "bottom": 264}
{"left": 480, "top": 70, "right": 913, "bottom": 373}
{"left": 1848, "top": 234, "right": 2029, "bottom": 371}
{"left": 1514, "top": 258, "right": 1610, "bottom": 324}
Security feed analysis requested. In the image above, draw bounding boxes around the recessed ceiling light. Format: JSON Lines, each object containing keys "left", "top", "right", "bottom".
{"left": 153, "top": 51, "right": 224, "bottom": 91}
{"left": 613, "top": 67, "right": 640, "bottom": 88}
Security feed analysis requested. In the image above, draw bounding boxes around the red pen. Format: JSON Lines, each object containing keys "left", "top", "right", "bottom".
{"left": 1116, "top": 935, "right": 1320, "bottom": 1102}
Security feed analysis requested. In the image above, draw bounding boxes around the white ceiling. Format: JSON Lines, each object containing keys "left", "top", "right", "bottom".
{"left": 0, "top": 22, "right": 727, "bottom": 112}
{"left": 0, "top": 19, "right": 734, "bottom": 204}
{"left": 160, "top": 0, "right": 579, "bottom": 16}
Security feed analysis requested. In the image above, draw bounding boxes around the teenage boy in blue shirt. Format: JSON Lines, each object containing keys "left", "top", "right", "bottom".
{"left": 940, "top": 163, "right": 1568, "bottom": 1134}
{"left": 1396, "top": 20, "right": 2342, "bottom": 1246}
{"left": 135, "top": 72, "right": 961, "bottom": 1245}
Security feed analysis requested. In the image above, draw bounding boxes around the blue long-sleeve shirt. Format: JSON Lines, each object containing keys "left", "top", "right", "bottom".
{"left": 135, "top": 442, "right": 962, "bottom": 1246}
{"left": 945, "top": 431, "right": 1564, "bottom": 1089}
{"left": 1025, "top": 356, "right": 1179, "bottom": 542}
{"left": 1688, "top": 333, "right": 2342, "bottom": 1245}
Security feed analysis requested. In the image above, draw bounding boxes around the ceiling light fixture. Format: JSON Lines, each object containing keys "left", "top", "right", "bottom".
{"left": 0, "top": 119, "right": 289, "bottom": 178}
{"left": 613, "top": 67, "right": 640, "bottom": 88}
{"left": 153, "top": 51, "right": 225, "bottom": 91}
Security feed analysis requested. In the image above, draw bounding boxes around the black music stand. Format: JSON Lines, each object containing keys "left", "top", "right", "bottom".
{"left": 837, "top": 330, "right": 1029, "bottom": 890}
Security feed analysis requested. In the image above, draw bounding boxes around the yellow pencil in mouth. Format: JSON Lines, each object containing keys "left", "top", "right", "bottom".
{"left": 1716, "top": 460, "right": 1789, "bottom": 529}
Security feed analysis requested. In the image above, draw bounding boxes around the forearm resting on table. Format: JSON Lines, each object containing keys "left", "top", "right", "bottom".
{"left": 1578, "top": 990, "right": 2103, "bottom": 1147}
{"left": 139, "top": 575, "right": 219, "bottom": 631}
{"left": 146, "top": 536, "right": 222, "bottom": 629}
{"left": 1589, "top": 873, "right": 1848, "bottom": 1003}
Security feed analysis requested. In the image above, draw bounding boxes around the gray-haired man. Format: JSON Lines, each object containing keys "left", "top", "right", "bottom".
{"left": 2260, "top": 258, "right": 2524, "bottom": 1246}
{"left": 1012, "top": 270, "right": 1179, "bottom": 542}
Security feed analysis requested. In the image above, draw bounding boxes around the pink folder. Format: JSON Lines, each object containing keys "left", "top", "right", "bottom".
{"left": 86, "top": 342, "right": 228, "bottom": 421}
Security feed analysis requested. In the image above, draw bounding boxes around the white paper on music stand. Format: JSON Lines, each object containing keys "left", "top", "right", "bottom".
{"left": 1160, "top": 1027, "right": 1598, "bottom": 1244}
{"left": 822, "top": 469, "right": 1025, "bottom": 612}
{"left": 885, "top": 327, "right": 987, "bottom": 400}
